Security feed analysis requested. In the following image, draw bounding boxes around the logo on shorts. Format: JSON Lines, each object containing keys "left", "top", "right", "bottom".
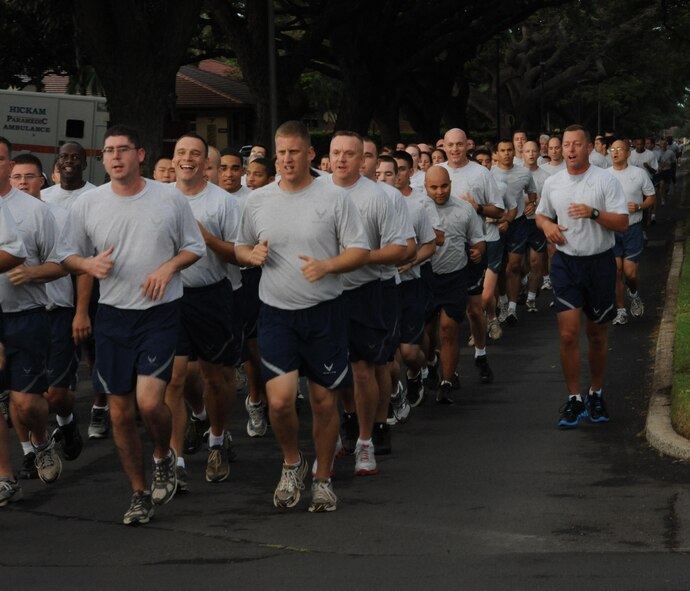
{"left": 46, "top": 368, "right": 55, "bottom": 376}
{"left": 23, "top": 367, "right": 32, "bottom": 375}
{"left": 147, "top": 355, "right": 157, "bottom": 364}
{"left": 323, "top": 362, "right": 335, "bottom": 375}
{"left": 367, "top": 342, "right": 377, "bottom": 350}
{"left": 593, "top": 308, "right": 601, "bottom": 316}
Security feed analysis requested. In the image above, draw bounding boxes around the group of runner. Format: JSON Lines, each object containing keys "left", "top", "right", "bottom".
{"left": 0, "top": 119, "right": 678, "bottom": 524}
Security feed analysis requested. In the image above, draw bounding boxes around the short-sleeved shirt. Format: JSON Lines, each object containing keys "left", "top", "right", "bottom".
{"left": 41, "top": 182, "right": 97, "bottom": 211}
{"left": 0, "top": 188, "right": 59, "bottom": 313}
{"left": 540, "top": 161, "right": 567, "bottom": 176}
{"left": 429, "top": 197, "right": 484, "bottom": 274}
{"left": 323, "top": 175, "right": 405, "bottom": 290}
{"left": 657, "top": 149, "right": 677, "bottom": 172}
{"left": 58, "top": 179, "right": 206, "bottom": 310}
{"left": 400, "top": 194, "right": 437, "bottom": 282}
{"left": 536, "top": 165, "right": 628, "bottom": 256}
{"left": 0, "top": 201, "right": 28, "bottom": 267}
{"left": 236, "top": 178, "right": 369, "bottom": 311}
{"left": 180, "top": 182, "right": 240, "bottom": 288}
{"left": 491, "top": 166, "right": 536, "bottom": 218}
{"left": 45, "top": 203, "right": 74, "bottom": 309}
{"left": 528, "top": 166, "right": 551, "bottom": 220}
{"left": 628, "top": 150, "right": 658, "bottom": 179}
{"left": 605, "top": 165, "right": 655, "bottom": 225}
{"left": 440, "top": 160, "right": 504, "bottom": 242}
{"left": 378, "top": 182, "right": 415, "bottom": 281}
{"left": 589, "top": 151, "right": 610, "bottom": 169}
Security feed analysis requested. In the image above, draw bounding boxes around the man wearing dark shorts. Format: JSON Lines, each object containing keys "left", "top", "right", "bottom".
{"left": 59, "top": 125, "right": 206, "bottom": 525}
{"left": 536, "top": 125, "right": 628, "bottom": 428}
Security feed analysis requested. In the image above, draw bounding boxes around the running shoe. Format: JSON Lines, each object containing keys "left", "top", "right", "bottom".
{"left": 558, "top": 397, "right": 587, "bottom": 428}
{"left": 0, "top": 477, "right": 22, "bottom": 507}
{"left": 245, "top": 396, "right": 268, "bottom": 437}
{"left": 176, "top": 465, "right": 189, "bottom": 494}
{"left": 629, "top": 291, "right": 645, "bottom": 318}
{"left": 183, "top": 414, "right": 210, "bottom": 455}
{"left": 504, "top": 309, "right": 518, "bottom": 325}
{"left": 34, "top": 439, "right": 62, "bottom": 484}
{"left": 54, "top": 415, "right": 83, "bottom": 461}
{"left": 151, "top": 449, "right": 177, "bottom": 504}
{"left": 475, "top": 355, "right": 494, "bottom": 384}
{"left": 487, "top": 318, "right": 503, "bottom": 340}
{"left": 436, "top": 381, "right": 454, "bottom": 404}
{"left": 0, "top": 392, "right": 10, "bottom": 428}
{"left": 235, "top": 365, "right": 249, "bottom": 393}
{"left": 542, "top": 276, "right": 553, "bottom": 290}
{"left": 585, "top": 391, "right": 610, "bottom": 423}
{"left": 389, "top": 382, "right": 410, "bottom": 424}
{"left": 340, "top": 412, "right": 358, "bottom": 454}
{"left": 308, "top": 479, "right": 338, "bottom": 513}
{"left": 206, "top": 433, "right": 232, "bottom": 483}
{"left": 372, "top": 423, "right": 391, "bottom": 456}
{"left": 426, "top": 357, "right": 440, "bottom": 391}
{"left": 498, "top": 305, "right": 510, "bottom": 323}
{"left": 526, "top": 299, "right": 538, "bottom": 313}
{"left": 354, "top": 442, "right": 378, "bottom": 475}
{"left": 468, "top": 334, "right": 475, "bottom": 347}
{"left": 612, "top": 309, "right": 628, "bottom": 325}
{"left": 88, "top": 406, "right": 110, "bottom": 439}
{"left": 274, "top": 452, "right": 308, "bottom": 508}
{"left": 123, "top": 491, "right": 154, "bottom": 525}
{"left": 19, "top": 452, "right": 37, "bottom": 480}
{"left": 407, "top": 371, "right": 425, "bottom": 407}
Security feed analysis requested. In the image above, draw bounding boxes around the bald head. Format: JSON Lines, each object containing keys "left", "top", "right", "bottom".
{"left": 425, "top": 165, "right": 451, "bottom": 205}
{"left": 442, "top": 128, "right": 468, "bottom": 168}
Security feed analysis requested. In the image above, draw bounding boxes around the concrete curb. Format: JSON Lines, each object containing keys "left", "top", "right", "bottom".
{"left": 645, "top": 223, "right": 690, "bottom": 459}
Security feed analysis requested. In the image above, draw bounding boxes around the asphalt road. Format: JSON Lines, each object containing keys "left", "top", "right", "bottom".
{"left": 3, "top": 173, "right": 690, "bottom": 591}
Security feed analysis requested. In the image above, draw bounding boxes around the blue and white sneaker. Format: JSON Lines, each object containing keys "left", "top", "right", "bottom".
{"left": 558, "top": 397, "right": 587, "bottom": 428}
{"left": 585, "top": 391, "right": 610, "bottom": 423}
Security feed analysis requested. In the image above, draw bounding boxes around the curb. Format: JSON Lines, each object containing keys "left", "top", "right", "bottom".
{"left": 645, "top": 223, "right": 690, "bottom": 459}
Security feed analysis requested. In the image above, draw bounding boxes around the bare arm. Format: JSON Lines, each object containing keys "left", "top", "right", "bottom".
{"left": 141, "top": 250, "right": 202, "bottom": 301}
{"left": 299, "top": 247, "right": 369, "bottom": 282}
{"left": 7, "top": 262, "right": 67, "bottom": 285}
{"left": 198, "top": 222, "right": 238, "bottom": 265}
{"left": 0, "top": 252, "right": 25, "bottom": 274}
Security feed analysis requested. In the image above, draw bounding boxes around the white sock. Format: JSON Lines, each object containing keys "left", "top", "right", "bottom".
{"left": 569, "top": 393, "right": 582, "bottom": 402}
{"left": 629, "top": 290, "right": 638, "bottom": 298}
{"left": 589, "top": 387, "right": 602, "bottom": 396}
{"left": 356, "top": 438, "right": 373, "bottom": 448}
{"left": 154, "top": 449, "right": 172, "bottom": 464}
{"left": 499, "top": 294, "right": 508, "bottom": 306}
{"left": 92, "top": 404, "right": 108, "bottom": 411}
{"left": 508, "top": 301, "right": 517, "bottom": 313}
{"left": 21, "top": 441, "right": 33, "bottom": 455}
{"left": 475, "top": 347, "right": 486, "bottom": 358}
{"left": 421, "top": 367, "right": 429, "bottom": 379}
{"left": 56, "top": 413, "right": 73, "bottom": 426}
{"left": 208, "top": 431, "right": 225, "bottom": 448}
{"left": 177, "top": 456, "right": 186, "bottom": 468}
{"left": 527, "top": 291, "right": 537, "bottom": 301}
{"left": 543, "top": 274, "right": 550, "bottom": 281}
{"left": 193, "top": 408, "right": 207, "bottom": 421}
{"left": 618, "top": 307, "right": 626, "bottom": 313}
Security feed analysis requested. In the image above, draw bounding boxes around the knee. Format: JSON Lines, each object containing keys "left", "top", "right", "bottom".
{"left": 559, "top": 329, "right": 579, "bottom": 349}
{"left": 310, "top": 393, "right": 337, "bottom": 418}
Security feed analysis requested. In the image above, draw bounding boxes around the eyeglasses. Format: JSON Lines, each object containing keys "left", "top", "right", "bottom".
{"left": 608, "top": 147, "right": 627, "bottom": 153}
{"left": 10, "top": 174, "right": 40, "bottom": 181}
{"left": 102, "top": 145, "right": 139, "bottom": 155}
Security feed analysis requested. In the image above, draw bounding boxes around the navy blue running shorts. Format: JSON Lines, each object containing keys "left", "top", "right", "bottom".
{"left": 426, "top": 268, "right": 468, "bottom": 324}
{"left": 93, "top": 301, "right": 180, "bottom": 394}
{"left": 505, "top": 216, "right": 529, "bottom": 254}
{"left": 0, "top": 307, "right": 50, "bottom": 394}
{"left": 47, "top": 307, "right": 80, "bottom": 389}
{"left": 344, "top": 280, "right": 388, "bottom": 365}
{"left": 613, "top": 222, "right": 644, "bottom": 263}
{"left": 399, "top": 278, "right": 425, "bottom": 345}
{"left": 380, "top": 277, "right": 401, "bottom": 362}
{"left": 257, "top": 296, "right": 352, "bottom": 390}
{"left": 551, "top": 249, "right": 616, "bottom": 323}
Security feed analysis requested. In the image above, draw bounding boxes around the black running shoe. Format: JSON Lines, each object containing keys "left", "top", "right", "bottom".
{"left": 372, "top": 422, "right": 391, "bottom": 455}
{"left": 585, "top": 391, "right": 610, "bottom": 423}
{"left": 340, "top": 412, "right": 358, "bottom": 455}
{"left": 436, "top": 381, "right": 454, "bottom": 405}
{"left": 475, "top": 356, "right": 494, "bottom": 384}
{"left": 183, "top": 415, "right": 209, "bottom": 456}
{"left": 426, "top": 358, "right": 440, "bottom": 391}
{"left": 558, "top": 397, "right": 587, "bottom": 428}
{"left": 55, "top": 415, "right": 83, "bottom": 461}
{"left": 407, "top": 371, "right": 425, "bottom": 407}
{"left": 19, "top": 452, "right": 37, "bottom": 479}
{"left": 450, "top": 371, "right": 460, "bottom": 390}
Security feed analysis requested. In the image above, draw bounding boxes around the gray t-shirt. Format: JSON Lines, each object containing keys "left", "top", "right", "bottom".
{"left": 440, "top": 160, "right": 504, "bottom": 242}
{"left": 540, "top": 161, "right": 567, "bottom": 176}
{"left": 491, "top": 166, "right": 536, "bottom": 218}
{"left": 528, "top": 166, "right": 551, "bottom": 220}
{"left": 429, "top": 196, "right": 485, "bottom": 275}
{"left": 323, "top": 175, "right": 406, "bottom": 290}
{"left": 58, "top": 179, "right": 206, "bottom": 310}
{"left": 0, "top": 188, "right": 59, "bottom": 313}
{"left": 236, "top": 178, "right": 369, "bottom": 310}
{"left": 605, "top": 165, "right": 654, "bottom": 225}
{"left": 628, "top": 149, "right": 658, "bottom": 178}
{"left": 229, "top": 185, "right": 253, "bottom": 216}
{"left": 400, "top": 193, "right": 437, "bottom": 282}
{"left": 180, "top": 182, "right": 240, "bottom": 288}
{"left": 536, "top": 165, "right": 628, "bottom": 256}
{"left": 45, "top": 203, "right": 74, "bottom": 309}
{"left": 42, "top": 182, "right": 97, "bottom": 211}
{"left": 589, "top": 151, "right": 609, "bottom": 169}
{"left": 378, "top": 182, "right": 415, "bottom": 281}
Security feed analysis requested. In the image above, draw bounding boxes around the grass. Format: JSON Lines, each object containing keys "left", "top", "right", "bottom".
{"left": 671, "top": 169, "right": 690, "bottom": 438}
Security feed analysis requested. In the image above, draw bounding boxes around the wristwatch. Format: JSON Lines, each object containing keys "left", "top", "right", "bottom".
{"left": 477, "top": 204, "right": 484, "bottom": 215}
{"left": 590, "top": 208, "right": 600, "bottom": 220}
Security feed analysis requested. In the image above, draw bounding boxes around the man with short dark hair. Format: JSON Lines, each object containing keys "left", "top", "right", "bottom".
{"left": 536, "top": 125, "right": 628, "bottom": 428}
{"left": 58, "top": 125, "right": 206, "bottom": 525}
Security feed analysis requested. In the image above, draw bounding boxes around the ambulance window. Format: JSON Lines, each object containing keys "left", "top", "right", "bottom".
{"left": 65, "top": 119, "right": 85, "bottom": 138}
